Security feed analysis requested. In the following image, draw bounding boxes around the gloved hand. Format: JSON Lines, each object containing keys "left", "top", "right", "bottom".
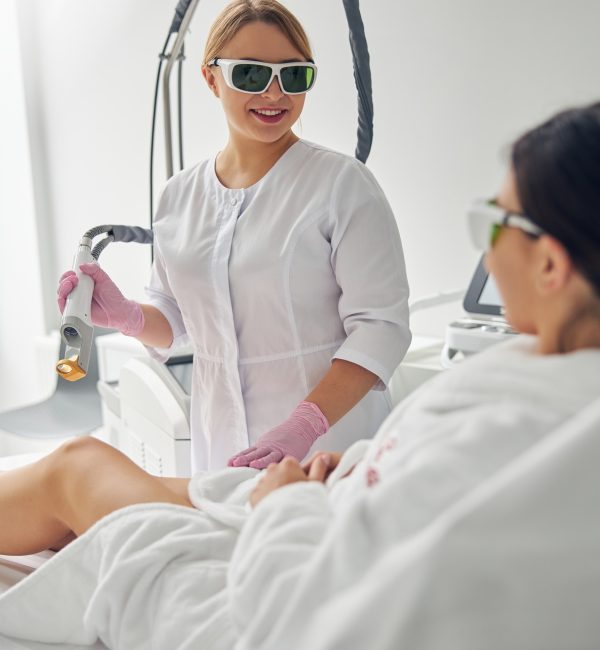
{"left": 228, "top": 401, "right": 330, "bottom": 470}
{"left": 57, "top": 263, "right": 145, "bottom": 337}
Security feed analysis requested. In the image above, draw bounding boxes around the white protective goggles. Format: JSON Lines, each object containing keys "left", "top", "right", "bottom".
{"left": 208, "top": 58, "right": 317, "bottom": 95}
{"left": 468, "top": 198, "right": 544, "bottom": 250}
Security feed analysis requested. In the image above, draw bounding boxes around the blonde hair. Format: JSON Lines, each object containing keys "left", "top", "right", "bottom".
{"left": 203, "top": 0, "right": 313, "bottom": 66}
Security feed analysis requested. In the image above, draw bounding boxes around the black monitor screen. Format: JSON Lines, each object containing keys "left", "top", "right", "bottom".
{"left": 478, "top": 274, "right": 502, "bottom": 307}
{"left": 463, "top": 256, "right": 504, "bottom": 317}
{"left": 166, "top": 355, "right": 193, "bottom": 395}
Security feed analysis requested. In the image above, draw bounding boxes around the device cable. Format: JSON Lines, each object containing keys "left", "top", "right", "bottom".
{"left": 342, "top": 0, "right": 374, "bottom": 163}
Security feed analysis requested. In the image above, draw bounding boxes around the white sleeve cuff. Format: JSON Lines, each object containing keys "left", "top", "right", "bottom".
{"left": 332, "top": 347, "right": 392, "bottom": 391}
{"left": 144, "top": 287, "right": 189, "bottom": 362}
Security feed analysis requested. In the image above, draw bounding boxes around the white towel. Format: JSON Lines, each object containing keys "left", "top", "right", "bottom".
{"left": 0, "top": 336, "right": 598, "bottom": 649}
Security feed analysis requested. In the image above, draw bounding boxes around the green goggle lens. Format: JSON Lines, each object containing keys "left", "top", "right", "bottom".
{"left": 231, "top": 63, "right": 314, "bottom": 93}
{"left": 232, "top": 64, "right": 273, "bottom": 92}
{"left": 490, "top": 223, "right": 503, "bottom": 247}
{"left": 280, "top": 66, "right": 315, "bottom": 93}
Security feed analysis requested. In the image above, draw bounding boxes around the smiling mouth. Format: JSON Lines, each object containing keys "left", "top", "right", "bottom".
{"left": 250, "top": 108, "right": 288, "bottom": 123}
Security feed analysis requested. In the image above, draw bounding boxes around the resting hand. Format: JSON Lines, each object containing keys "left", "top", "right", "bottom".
{"left": 57, "top": 263, "right": 144, "bottom": 336}
{"left": 228, "top": 401, "right": 329, "bottom": 470}
{"left": 302, "top": 451, "right": 343, "bottom": 482}
{"left": 250, "top": 455, "right": 331, "bottom": 507}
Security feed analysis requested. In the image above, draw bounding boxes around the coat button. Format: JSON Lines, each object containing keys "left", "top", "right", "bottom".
{"left": 231, "top": 198, "right": 237, "bottom": 206}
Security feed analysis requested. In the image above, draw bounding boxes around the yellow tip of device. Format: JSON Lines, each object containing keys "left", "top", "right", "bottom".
{"left": 56, "top": 356, "right": 87, "bottom": 382}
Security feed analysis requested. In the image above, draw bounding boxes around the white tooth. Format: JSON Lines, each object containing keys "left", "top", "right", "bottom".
{"left": 255, "top": 109, "right": 283, "bottom": 116}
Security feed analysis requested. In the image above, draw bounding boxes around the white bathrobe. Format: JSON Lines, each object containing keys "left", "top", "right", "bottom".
{"left": 0, "top": 336, "right": 598, "bottom": 650}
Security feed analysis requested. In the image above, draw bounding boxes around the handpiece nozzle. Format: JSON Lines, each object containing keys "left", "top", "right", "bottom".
{"left": 56, "top": 355, "right": 87, "bottom": 381}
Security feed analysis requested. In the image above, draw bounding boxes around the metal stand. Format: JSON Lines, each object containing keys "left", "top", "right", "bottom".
{"left": 162, "top": 0, "right": 202, "bottom": 179}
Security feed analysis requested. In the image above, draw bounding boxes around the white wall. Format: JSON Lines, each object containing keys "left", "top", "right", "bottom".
{"left": 3, "top": 0, "right": 600, "bottom": 409}
{"left": 0, "top": 0, "right": 46, "bottom": 411}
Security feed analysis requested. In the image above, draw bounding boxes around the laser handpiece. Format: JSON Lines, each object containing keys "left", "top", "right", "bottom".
{"left": 56, "top": 224, "right": 153, "bottom": 381}
{"left": 56, "top": 237, "right": 95, "bottom": 381}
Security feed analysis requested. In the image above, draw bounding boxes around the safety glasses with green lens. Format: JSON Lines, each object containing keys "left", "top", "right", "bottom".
{"left": 208, "top": 58, "right": 317, "bottom": 95}
{"left": 468, "top": 198, "right": 544, "bottom": 250}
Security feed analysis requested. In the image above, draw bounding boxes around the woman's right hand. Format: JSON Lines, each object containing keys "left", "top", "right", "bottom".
{"left": 57, "top": 263, "right": 145, "bottom": 337}
{"left": 301, "top": 451, "right": 344, "bottom": 483}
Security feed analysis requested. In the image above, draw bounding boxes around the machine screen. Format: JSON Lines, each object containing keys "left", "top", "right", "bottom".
{"left": 166, "top": 357, "right": 193, "bottom": 395}
{"left": 478, "top": 274, "right": 503, "bottom": 308}
{"left": 463, "top": 256, "right": 504, "bottom": 317}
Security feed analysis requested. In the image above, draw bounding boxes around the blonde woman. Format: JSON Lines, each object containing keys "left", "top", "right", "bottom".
{"left": 57, "top": 0, "right": 411, "bottom": 472}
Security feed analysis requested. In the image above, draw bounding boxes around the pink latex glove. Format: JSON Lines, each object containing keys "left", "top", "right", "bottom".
{"left": 57, "top": 263, "right": 144, "bottom": 336}
{"left": 228, "top": 401, "right": 330, "bottom": 469}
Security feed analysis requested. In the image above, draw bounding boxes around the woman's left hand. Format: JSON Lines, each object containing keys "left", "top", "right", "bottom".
{"left": 250, "top": 455, "right": 330, "bottom": 508}
{"left": 228, "top": 401, "right": 329, "bottom": 469}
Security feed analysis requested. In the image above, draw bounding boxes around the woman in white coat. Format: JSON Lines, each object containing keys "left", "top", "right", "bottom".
{"left": 57, "top": 0, "right": 411, "bottom": 472}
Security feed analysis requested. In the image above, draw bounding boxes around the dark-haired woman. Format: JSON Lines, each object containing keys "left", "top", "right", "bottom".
{"left": 1, "top": 103, "right": 599, "bottom": 649}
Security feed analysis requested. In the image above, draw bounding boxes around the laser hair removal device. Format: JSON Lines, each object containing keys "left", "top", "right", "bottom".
{"left": 56, "top": 236, "right": 95, "bottom": 381}
{"left": 56, "top": 225, "right": 153, "bottom": 382}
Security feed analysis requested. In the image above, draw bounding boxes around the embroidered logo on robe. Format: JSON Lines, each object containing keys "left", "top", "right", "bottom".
{"left": 365, "top": 437, "right": 398, "bottom": 487}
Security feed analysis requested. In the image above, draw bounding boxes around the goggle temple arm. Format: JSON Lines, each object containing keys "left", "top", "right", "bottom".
{"left": 467, "top": 199, "right": 500, "bottom": 251}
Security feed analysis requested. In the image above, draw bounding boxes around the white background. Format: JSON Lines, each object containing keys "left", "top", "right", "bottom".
{"left": 1, "top": 0, "right": 599, "bottom": 411}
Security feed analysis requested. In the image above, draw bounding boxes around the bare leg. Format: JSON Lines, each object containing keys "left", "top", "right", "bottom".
{"left": 0, "top": 437, "right": 192, "bottom": 556}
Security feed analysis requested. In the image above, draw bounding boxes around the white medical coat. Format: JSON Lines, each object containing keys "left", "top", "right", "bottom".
{"left": 146, "top": 140, "right": 411, "bottom": 471}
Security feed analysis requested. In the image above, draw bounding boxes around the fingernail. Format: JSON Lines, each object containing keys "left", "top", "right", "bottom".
{"left": 321, "top": 454, "right": 331, "bottom": 467}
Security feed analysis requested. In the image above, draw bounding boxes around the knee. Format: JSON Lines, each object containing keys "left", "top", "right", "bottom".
{"left": 34, "top": 438, "right": 101, "bottom": 502}
{"left": 58, "top": 435, "right": 106, "bottom": 459}
{"left": 47, "top": 437, "right": 109, "bottom": 481}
